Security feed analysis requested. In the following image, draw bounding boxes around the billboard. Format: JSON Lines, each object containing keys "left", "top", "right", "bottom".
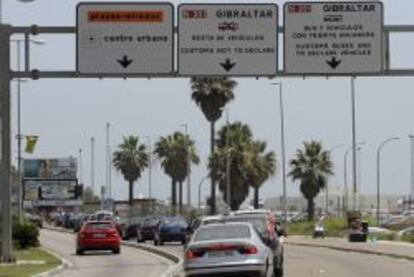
{"left": 24, "top": 179, "right": 80, "bottom": 201}
{"left": 23, "top": 157, "right": 77, "bottom": 179}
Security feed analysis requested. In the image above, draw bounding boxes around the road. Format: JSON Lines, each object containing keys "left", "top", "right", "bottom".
{"left": 145, "top": 241, "right": 414, "bottom": 277}
{"left": 40, "top": 229, "right": 173, "bottom": 277}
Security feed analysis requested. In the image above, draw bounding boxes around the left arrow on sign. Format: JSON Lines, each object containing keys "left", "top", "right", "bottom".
{"left": 117, "top": 55, "right": 133, "bottom": 68}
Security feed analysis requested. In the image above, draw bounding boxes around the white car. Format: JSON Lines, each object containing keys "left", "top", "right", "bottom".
{"left": 184, "top": 222, "right": 274, "bottom": 277}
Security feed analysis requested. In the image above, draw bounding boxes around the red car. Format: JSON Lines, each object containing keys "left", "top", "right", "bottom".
{"left": 76, "top": 221, "right": 121, "bottom": 255}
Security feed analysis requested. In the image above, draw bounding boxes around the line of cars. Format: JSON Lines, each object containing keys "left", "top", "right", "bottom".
{"left": 121, "top": 216, "right": 190, "bottom": 246}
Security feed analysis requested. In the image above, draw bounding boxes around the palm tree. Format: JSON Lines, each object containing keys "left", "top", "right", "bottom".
{"left": 154, "top": 132, "right": 199, "bottom": 212}
{"left": 245, "top": 141, "right": 276, "bottom": 209}
{"left": 209, "top": 122, "right": 254, "bottom": 211}
{"left": 113, "top": 136, "right": 149, "bottom": 207}
{"left": 289, "top": 141, "right": 333, "bottom": 221}
{"left": 191, "top": 77, "right": 237, "bottom": 214}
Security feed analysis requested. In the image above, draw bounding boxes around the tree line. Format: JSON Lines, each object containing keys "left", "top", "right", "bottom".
{"left": 112, "top": 78, "right": 333, "bottom": 220}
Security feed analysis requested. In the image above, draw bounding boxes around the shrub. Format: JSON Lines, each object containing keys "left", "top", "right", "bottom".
{"left": 12, "top": 221, "right": 39, "bottom": 249}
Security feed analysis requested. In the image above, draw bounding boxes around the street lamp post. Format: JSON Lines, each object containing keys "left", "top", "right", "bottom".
{"left": 271, "top": 82, "right": 287, "bottom": 225}
{"left": 344, "top": 141, "right": 365, "bottom": 213}
{"left": 180, "top": 123, "right": 191, "bottom": 208}
{"left": 198, "top": 175, "right": 209, "bottom": 210}
{"left": 225, "top": 109, "right": 231, "bottom": 210}
{"left": 376, "top": 137, "right": 399, "bottom": 225}
{"left": 145, "top": 136, "right": 153, "bottom": 212}
{"left": 11, "top": 38, "right": 44, "bottom": 221}
{"left": 326, "top": 144, "right": 344, "bottom": 214}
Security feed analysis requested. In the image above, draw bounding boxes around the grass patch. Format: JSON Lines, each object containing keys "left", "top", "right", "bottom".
{"left": 370, "top": 232, "right": 398, "bottom": 241}
{"left": 287, "top": 217, "right": 348, "bottom": 237}
{"left": 401, "top": 235, "right": 414, "bottom": 243}
{"left": 0, "top": 248, "right": 61, "bottom": 277}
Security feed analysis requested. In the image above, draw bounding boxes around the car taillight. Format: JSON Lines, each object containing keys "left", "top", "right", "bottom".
{"left": 79, "top": 232, "right": 86, "bottom": 239}
{"left": 185, "top": 249, "right": 204, "bottom": 260}
{"left": 108, "top": 231, "right": 118, "bottom": 238}
{"left": 239, "top": 245, "right": 258, "bottom": 255}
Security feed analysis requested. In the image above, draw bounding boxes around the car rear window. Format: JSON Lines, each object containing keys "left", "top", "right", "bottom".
{"left": 223, "top": 216, "right": 268, "bottom": 237}
{"left": 194, "top": 225, "right": 251, "bottom": 241}
{"left": 145, "top": 219, "right": 159, "bottom": 227}
{"left": 86, "top": 222, "right": 112, "bottom": 230}
{"left": 162, "top": 218, "right": 187, "bottom": 227}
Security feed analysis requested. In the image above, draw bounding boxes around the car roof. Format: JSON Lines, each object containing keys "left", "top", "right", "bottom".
{"left": 233, "top": 209, "right": 272, "bottom": 215}
{"left": 199, "top": 221, "right": 254, "bottom": 229}
{"left": 86, "top": 220, "right": 113, "bottom": 224}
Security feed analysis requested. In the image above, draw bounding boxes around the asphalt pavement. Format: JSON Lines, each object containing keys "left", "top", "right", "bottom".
{"left": 143, "top": 240, "right": 414, "bottom": 277}
{"left": 40, "top": 229, "right": 173, "bottom": 277}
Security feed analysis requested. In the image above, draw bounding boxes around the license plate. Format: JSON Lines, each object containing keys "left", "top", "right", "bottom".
{"left": 93, "top": 233, "right": 106, "bottom": 238}
{"left": 208, "top": 250, "right": 234, "bottom": 258}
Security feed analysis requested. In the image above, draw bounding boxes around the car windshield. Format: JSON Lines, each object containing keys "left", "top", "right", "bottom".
{"left": 86, "top": 222, "right": 113, "bottom": 230}
{"left": 194, "top": 224, "right": 251, "bottom": 242}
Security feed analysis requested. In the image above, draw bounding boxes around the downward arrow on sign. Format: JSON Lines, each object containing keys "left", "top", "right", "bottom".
{"left": 117, "top": 55, "right": 133, "bottom": 68}
{"left": 220, "top": 58, "right": 236, "bottom": 72}
{"left": 326, "top": 57, "right": 341, "bottom": 69}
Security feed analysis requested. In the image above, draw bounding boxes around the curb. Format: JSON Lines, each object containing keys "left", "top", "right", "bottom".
{"left": 122, "top": 241, "right": 183, "bottom": 277}
{"left": 286, "top": 241, "right": 414, "bottom": 261}
{"left": 32, "top": 247, "right": 71, "bottom": 277}
{"left": 43, "top": 226, "right": 183, "bottom": 276}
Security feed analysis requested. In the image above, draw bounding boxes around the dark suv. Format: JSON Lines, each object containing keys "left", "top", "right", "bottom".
{"left": 137, "top": 217, "right": 161, "bottom": 243}
{"left": 220, "top": 210, "right": 284, "bottom": 277}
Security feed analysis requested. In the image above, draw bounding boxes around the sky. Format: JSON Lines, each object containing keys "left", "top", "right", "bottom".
{"left": 3, "top": 0, "right": 414, "bottom": 206}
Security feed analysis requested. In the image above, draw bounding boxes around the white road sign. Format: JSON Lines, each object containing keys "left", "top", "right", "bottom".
{"left": 178, "top": 4, "right": 278, "bottom": 76}
{"left": 77, "top": 3, "right": 174, "bottom": 75}
{"left": 284, "top": 2, "right": 383, "bottom": 74}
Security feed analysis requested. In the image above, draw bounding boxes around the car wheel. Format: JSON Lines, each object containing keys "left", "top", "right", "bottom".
{"left": 274, "top": 267, "right": 283, "bottom": 277}
{"left": 113, "top": 248, "right": 121, "bottom": 254}
{"left": 76, "top": 249, "right": 83, "bottom": 255}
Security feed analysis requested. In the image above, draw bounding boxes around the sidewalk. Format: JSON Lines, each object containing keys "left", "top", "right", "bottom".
{"left": 286, "top": 236, "right": 414, "bottom": 261}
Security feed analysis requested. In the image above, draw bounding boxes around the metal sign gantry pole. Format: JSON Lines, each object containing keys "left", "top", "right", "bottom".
{"left": 2, "top": 23, "right": 414, "bottom": 261}
{"left": 0, "top": 24, "right": 13, "bottom": 262}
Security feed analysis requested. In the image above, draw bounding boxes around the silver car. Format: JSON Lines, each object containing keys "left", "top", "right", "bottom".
{"left": 184, "top": 222, "right": 274, "bottom": 277}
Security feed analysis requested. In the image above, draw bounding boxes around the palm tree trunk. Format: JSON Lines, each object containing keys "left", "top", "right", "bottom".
{"left": 179, "top": 182, "right": 183, "bottom": 212}
{"left": 210, "top": 121, "right": 216, "bottom": 215}
{"left": 171, "top": 178, "right": 177, "bottom": 206}
{"left": 307, "top": 198, "right": 315, "bottom": 221}
{"left": 128, "top": 181, "right": 134, "bottom": 218}
{"left": 254, "top": 187, "right": 259, "bottom": 209}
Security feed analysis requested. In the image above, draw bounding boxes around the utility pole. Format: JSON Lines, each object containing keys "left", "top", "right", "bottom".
{"left": 271, "top": 82, "right": 287, "bottom": 225}
{"left": 351, "top": 77, "right": 358, "bottom": 211}
{"left": 105, "top": 123, "right": 111, "bottom": 199}
{"left": 376, "top": 137, "right": 399, "bottom": 225}
{"left": 90, "top": 137, "right": 95, "bottom": 194}
{"left": 181, "top": 123, "right": 191, "bottom": 208}
{"left": 225, "top": 109, "right": 231, "bottom": 210}
{"left": 410, "top": 135, "right": 414, "bottom": 201}
{"left": 78, "top": 148, "right": 83, "bottom": 184}
{"left": 145, "top": 136, "right": 153, "bottom": 212}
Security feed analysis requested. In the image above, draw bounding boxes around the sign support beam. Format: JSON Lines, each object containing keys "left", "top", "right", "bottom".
{"left": 0, "top": 24, "right": 14, "bottom": 263}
